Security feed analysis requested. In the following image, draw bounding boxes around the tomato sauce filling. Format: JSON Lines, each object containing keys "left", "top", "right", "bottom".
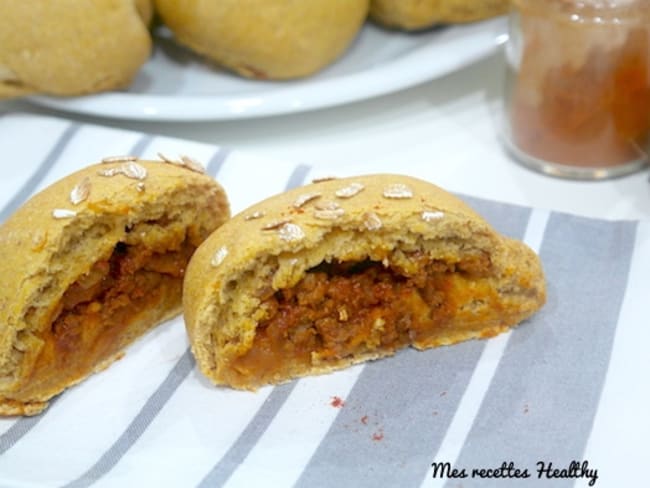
{"left": 28, "top": 240, "right": 194, "bottom": 389}
{"left": 229, "top": 255, "right": 491, "bottom": 384}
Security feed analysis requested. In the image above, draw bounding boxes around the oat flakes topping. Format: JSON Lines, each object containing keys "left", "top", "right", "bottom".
{"left": 210, "top": 246, "right": 228, "bottom": 267}
{"left": 422, "top": 210, "right": 445, "bottom": 222}
{"left": 97, "top": 167, "right": 121, "bottom": 177}
{"left": 97, "top": 162, "right": 148, "bottom": 181}
{"left": 278, "top": 223, "right": 305, "bottom": 242}
{"left": 245, "top": 211, "right": 265, "bottom": 221}
{"left": 157, "top": 152, "right": 174, "bottom": 164}
{"left": 315, "top": 201, "right": 341, "bottom": 211}
{"left": 262, "top": 219, "right": 292, "bottom": 231}
{"left": 363, "top": 211, "right": 383, "bottom": 231}
{"left": 335, "top": 182, "right": 365, "bottom": 199}
{"left": 70, "top": 177, "right": 91, "bottom": 205}
{"left": 52, "top": 208, "right": 77, "bottom": 219}
{"left": 311, "top": 176, "right": 338, "bottom": 184}
{"left": 121, "top": 162, "right": 148, "bottom": 180}
{"left": 383, "top": 183, "right": 414, "bottom": 199}
{"left": 180, "top": 155, "right": 206, "bottom": 174}
{"left": 101, "top": 155, "right": 137, "bottom": 164}
{"left": 314, "top": 207, "right": 345, "bottom": 220}
{"left": 293, "top": 192, "right": 321, "bottom": 208}
{"left": 313, "top": 200, "right": 344, "bottom": 220}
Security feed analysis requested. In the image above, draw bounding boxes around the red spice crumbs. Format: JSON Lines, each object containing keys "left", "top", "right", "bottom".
{"left": 360, "top": 415, "right": 369, "bottom": 425}
{"left": 372, "top": 431, "right": 384, "bottom": 442}
{"left": 330, "top": 396, "right": 345, "bottom": 408}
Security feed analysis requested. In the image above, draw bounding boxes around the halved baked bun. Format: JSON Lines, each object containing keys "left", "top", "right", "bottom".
{"left": 0, "top": 0, "right": 153, "bottom": 98}
{"left": 184, "top": 174, "right": 545, "bottom": 390}
{"left": 0, "top": 158, "right": 230, "bottom": 415}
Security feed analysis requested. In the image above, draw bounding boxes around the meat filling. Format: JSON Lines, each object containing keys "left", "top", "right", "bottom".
{"left": 230, "top": 255, "right": 492, "bottom": 384}
{"left": 29, "top": 239, "right": 195, "bottom": 388}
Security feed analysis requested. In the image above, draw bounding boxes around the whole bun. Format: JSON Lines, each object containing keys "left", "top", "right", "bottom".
{"left": 370, "top": 0, "right": 509, "bottom": 30}
{"left": 0, "top": 0, "right": 153, "bottom": 98}
{"left": 154, "top": 0, "right": 370, "bottom": 79}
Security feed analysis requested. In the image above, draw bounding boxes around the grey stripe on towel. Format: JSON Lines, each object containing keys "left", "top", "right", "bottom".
{"left": 206, "top": 147, "right": 231, "bottom": 176}
{"left": 62, "top": 350, "right": 196, "bottom": 488}
{"left": 0, "top": 124, "right": 82, "bottom": 456}
{"left": 60, "top": 144, "right": 231, "bottom": 487}
{"left": 444, "top": 214, "right": 637, "bottom": 487}
{"left": 0, "top": 123, "right": 80, "bottom": 223}
{"left": 197, "top": 383, "right": 297, "bottom": 488}
{"left": 295, "top": 199, "right": 531, "bottom": 488}
{"left": 196, "top": 164, "right": 312, "bottom": 487}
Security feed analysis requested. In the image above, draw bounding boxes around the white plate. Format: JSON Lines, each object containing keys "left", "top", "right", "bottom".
{"left": 29, "top": 17, "right": 507, "bottom": 121}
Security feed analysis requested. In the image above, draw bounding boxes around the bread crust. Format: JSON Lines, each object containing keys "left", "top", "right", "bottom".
{"left": 370, "top": 0, "right": 509, "bottom": 30}
{"left": 183, "top": 174, "right": 546, "bottom": 390}
{"left": 0, "top": 159, "right": 229, "bottom": 415}
{"left": 0, "top": 0, "right": 153, "bottom": 98}
{"left": 154, "top": 0, "right": 370, "bottom": 79}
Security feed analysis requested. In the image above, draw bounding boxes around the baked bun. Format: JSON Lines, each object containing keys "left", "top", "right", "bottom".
{"left": 0, "top": 0, "right": 153, "bottom": 98}
{"left": 370, "top": 0, "right": 509, "bottom": 30}
{"left": 154, "top": 0, "right": 370, "bottom": 79}
{"left": 184, "top": 174, "right": 545, "bottom": 390}
{"left": 0, "top": 158, "right": 230, "bottom": 416}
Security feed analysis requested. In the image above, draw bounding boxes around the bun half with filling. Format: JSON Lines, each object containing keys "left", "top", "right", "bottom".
{"left": 0, "top": 158, "right": 229, "bottom": 415}
{"left": 183, "top": 174, "right": 545, "bottom": 390}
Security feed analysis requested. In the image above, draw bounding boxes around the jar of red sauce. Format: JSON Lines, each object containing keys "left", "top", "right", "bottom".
{"left": 503, "top": 0, "right": 650, "bottom": 179}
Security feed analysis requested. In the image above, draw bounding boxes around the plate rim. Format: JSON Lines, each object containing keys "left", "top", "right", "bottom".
{"left": 28, "top": 17, "right": 508, "bottom": 122}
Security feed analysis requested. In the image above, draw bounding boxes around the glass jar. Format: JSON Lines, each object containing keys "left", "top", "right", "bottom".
{"left": 503, "top": 0, "right": 650, "bottom": 179}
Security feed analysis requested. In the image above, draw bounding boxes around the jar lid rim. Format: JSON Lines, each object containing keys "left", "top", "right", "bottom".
{"left": 513, "top": 0, "right": 650, "bottom": 22}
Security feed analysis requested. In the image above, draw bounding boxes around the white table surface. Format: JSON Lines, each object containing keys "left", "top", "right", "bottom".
{"left": 1, "top": 50, "right": 648, "bottom": 222}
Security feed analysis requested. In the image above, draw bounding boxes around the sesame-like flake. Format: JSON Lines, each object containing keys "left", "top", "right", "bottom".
{"left": 210, "top": 246, "right": 228, "bottom": 267}
{"left": 311, "top": 176, "right": 338, "bottom": 184}
{"left": 315, "top": 201, "right": 341, "bottom": 211}
{"left": 157, "top": 152, "right": 175, "bottom": 164}
{"left": 121, "top": 162, "right": 147, "bottom": 180}
{"left": 335, "top": 182, "right": 365, "bottom": 199}
{"left": 262, "top": 219, "right": 292, "bottom": 231}
{"left": 70, "top": 177, "right": 91, "bottom": 205}
{"left": 245, "top": 211, "right": 265, "bottom": 221}
{"left": 97, "top": 162, "right": 147, "bottom": 181}
{"left": 101, "top": 155, "right": 137, "bottom": 164}
{"left": 97, "top": 167, "right": 121, "bottom": 177}
{"left": 383, "top": 183, "right": 414, "bottom": 199}
{"left": 314, "top": 207, "right": 345, "bottom": 220}
{"left": 136, "top": 182, "right": 146, "bottom": 192}
{"left": 363, "top": 212, "right": 383, "bottom": 231}
{"left": 313, "top": 200, "right": 345, "bottom": 220}
{"left": 422, "top": 210, "right": 445, "bottom": 222}
{"left": 293, "top": 192, "right": 321, "bottom": 208}
{"left": 278, "top": 223, "right": 305, "bottom": 242}
{"left": 52, "top": 208, "right": 77, "bottom": 219}
{"left": 180, "top": 155, "right": 206, "bottom": 174}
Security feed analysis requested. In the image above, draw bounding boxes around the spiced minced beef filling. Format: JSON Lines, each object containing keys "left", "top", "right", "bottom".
{"left": 230, "top": 253, "right": 493, "bottom": 383}
{"left": 29, "top": 238, "right": 195, "bottom": 385}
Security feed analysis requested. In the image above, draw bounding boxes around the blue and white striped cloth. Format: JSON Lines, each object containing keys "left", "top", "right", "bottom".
{"left": 0, "top": 113, "right": 647, "bottom": 487}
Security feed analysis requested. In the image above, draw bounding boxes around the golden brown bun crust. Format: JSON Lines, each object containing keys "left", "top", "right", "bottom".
{"left": 184, "top": 174, "right": 546, "bottom": 390}
{"left": 0, "top": 0, "right": 153, "bottom": 98}
{"left": 0, "top": 159, "right": 230, "bottom": 416}
{"left": 370, "top": 0, "right": 509, "bottom": 30}
{"left": 154, "top": 0, "right": 370, "bottom": 79}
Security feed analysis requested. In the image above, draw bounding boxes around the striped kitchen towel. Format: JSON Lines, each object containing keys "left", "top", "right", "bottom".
{"left": 0, "top": 113, "right": 647, "bottom": 488}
